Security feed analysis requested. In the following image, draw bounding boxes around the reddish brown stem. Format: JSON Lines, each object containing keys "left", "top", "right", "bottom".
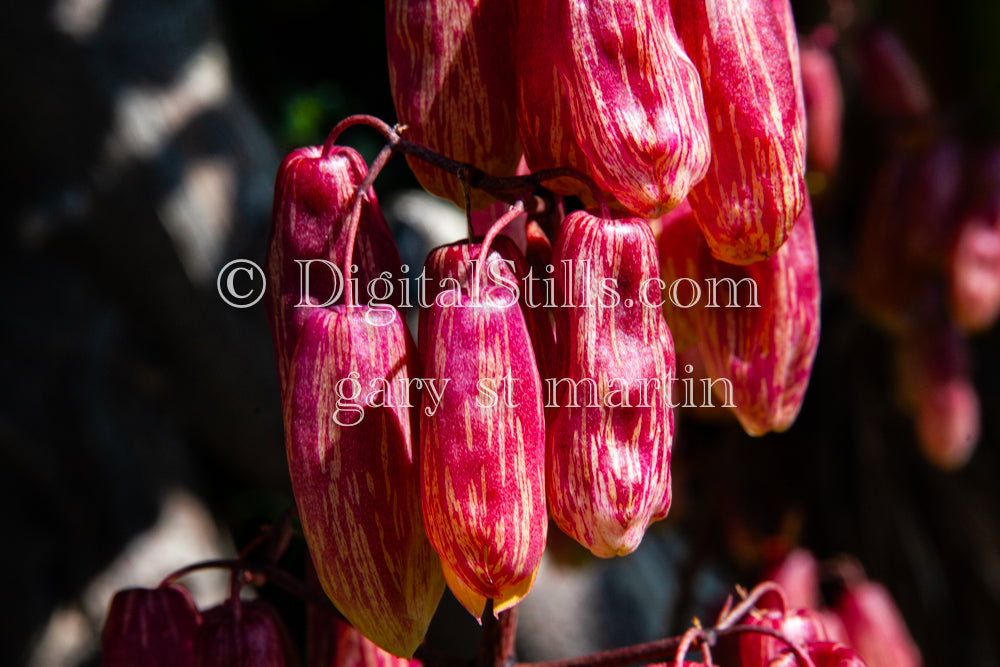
{"left": 478, "top": 605, "right": 518, "bottom": 667}
{"left": 517, "top": 634, "right": 683, "bottom": 667}
{"left": 321, "top": 114, "right": 611, "bottom": 219}
{"left": 159, "top": 558, "right": 345, "bottom": 621}
{"left": 473, "top": 200, "right": 526, "bottom": 300}
{"left": 342, "top": 141, "right": 396, "bottom": 308}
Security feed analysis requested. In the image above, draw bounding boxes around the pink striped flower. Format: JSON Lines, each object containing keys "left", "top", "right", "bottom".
{"left": 386, "top": 0, "right": 522, "bottom": 210}
{"left": 516, "top": 0, "right": 711, "bottom": 217}
{"left": 547, "top": 211, "right": 675, "bottom": 557}
{"left": 674, "top": 0, "right": 807, "bottom": 264}
{"left": 421, "top": 263, "right": 547, "bottom": 617}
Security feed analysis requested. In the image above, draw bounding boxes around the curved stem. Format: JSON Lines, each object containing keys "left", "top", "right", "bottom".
{"left": 341, "top": 142, "right": 396, "bottom": 308}
{"left": 716, "top": 581, "right": 788, "bottom": 631}
{"left": 322, "top": 114, "right": 397, "bottom": 158}
{"left": 720, "top": 625, "right": 817, "bottom": 667}
{"left": 473, "top": 201, "right": 526, "bottom": 300}
{"left": 672, "top": 627, "right": 701, "bottom": 667}
{"left": 701, "top": 632, "right": 713, "bottom": 667}
{"left": 517, "top": 634, "right": 683, "bottom": 667}
{"left": 321, "top": 114, "right": 610, "bottom": 219}
{"left": 158, "top": 558, "right": 345, "bottom": 620}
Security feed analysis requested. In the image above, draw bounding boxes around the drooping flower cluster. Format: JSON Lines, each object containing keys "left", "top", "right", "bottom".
{"left": 765, "top": 549, "right": 924, "bottom": 667}
{"left": 256, "top": 0, "right": 817, "bottom": 656}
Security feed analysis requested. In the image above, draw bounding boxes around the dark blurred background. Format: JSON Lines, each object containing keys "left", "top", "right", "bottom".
{"left": 1, "top": 0, "right": 998, "bottom": 665}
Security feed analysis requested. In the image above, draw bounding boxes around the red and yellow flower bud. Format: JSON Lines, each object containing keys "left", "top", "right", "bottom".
{"left": 547, "top": 211, "right": 675, "bottom": 557}
{"left": 285, "top": 305, "right": 444, "bottom": 656}
{"left": 657, "top": 198, "right": 820, "bottom": 436}
{"left": 195, "top": 598, "right": 296, "bottom": 666}
{"left": 674, "top": 0, "right": 807, "bottom": 264}
{"left": 266, "top": 145, "right": 403, "bottom": 392}
{"left": 385, "top": 0, "right": 522, "bottom": 210}
{"left": 421, "top": 282, "right": 547, "bottom": 618}
{"left": 768, "top": 642, "right": 868, "bottom": 667}
{"left": 101, "top": 586, "right": 202, "bottom": 667}
{"left": 516, "top": 0, "right": 711, "bottom": 217}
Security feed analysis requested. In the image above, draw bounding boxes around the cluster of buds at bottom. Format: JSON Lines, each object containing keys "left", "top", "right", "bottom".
{"left": 714, "top": 607, "right": 831, "bottom": 665}
{"left": 102, "top": 586, "right": 202, "bottom": 667}
{"left": 763, "top": 549, "right": 923, "bottom": 667}
{"left": 672, "top": 581, "right": 867, "bottom": 667}
{"left": 655, "top": 197, "right": 821, "bottom": 436}
{"left": 387, "top": 0, "right": 807, "bottom": 271}
{"left": 101, "top": 586, "right": 298, "bottom": 667}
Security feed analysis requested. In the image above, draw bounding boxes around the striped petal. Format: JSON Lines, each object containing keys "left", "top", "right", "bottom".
{"left": 285, "top": 305, "right": 444, "bottom": 657}
{"left": 674, "top": 0, "right": 807, "bottom": 264}
{"left": 547, "top": 211, "right": 675, "bottom": 557}
{"left": 658, "top": 197, "right": 820, "bottom": 436}
{"left": 386, "top": 0, "right": 522, "bottom": 209}
{"left": 421, "top": 285, "right": 547, "bottom": 618}
{"left": 516, "top": 0, "right": 711, "bottom": 216}
{"left": 265, "top": 145, "right": 402, "bottom": 393}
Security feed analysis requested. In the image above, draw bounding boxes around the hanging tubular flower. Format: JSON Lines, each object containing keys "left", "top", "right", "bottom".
{"left": 266, "top": 144, "right": 403, "bottom": 393}
{"left": 516, "top": 0, "right": 711, "bottom": 217}
{"left": 419, "top": 213, "right": 547, "bottom": 618}
{"left": 800, "top": 30, "right": 844, "bottom": 179}
{"left": 285, "top": 305, "right": 444, "bottom": 657}
{"left": 674, "top": 0, "right": 808, "bottom": 265}
{"left": 195, "top": 598, "right": 297, "bottom": 666}
{"left": 657, "top": 197, "right": 820, "bottom": 436}
{"left": 385, "top": 0, "right": 522, "bottom": 209}
{"left": 101, "top": 586, "right": 202, "bottom": 667}
{"left": 835, "top": 579, "right": 922, "bottom": 667}
{"left": 547, "top": 211, "right": 675, "bottom": 557}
